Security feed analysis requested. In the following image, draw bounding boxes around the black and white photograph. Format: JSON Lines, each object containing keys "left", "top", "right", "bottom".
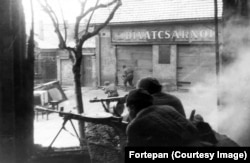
{"left": 0, "top": 0, "right": 250, "bottom": 163}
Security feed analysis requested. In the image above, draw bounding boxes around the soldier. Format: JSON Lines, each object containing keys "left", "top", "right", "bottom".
{"left": 137, "top": 77, "right": 186, "bottom": 117}
{"left": 125, "top": 89, "right": 203, "bottom": 147}
{"left": 103, "top": 81, "right": 119, "bottom": 97}
{"left": 122, "top": 65, "right": 134, "bottom": 90}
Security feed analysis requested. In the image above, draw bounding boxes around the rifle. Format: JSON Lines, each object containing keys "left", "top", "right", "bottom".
{"left": 89, "top": 96, "right": 126, "bottom": 103}
{"left": 89, "top": 96, "right": 127, "bottom": 115}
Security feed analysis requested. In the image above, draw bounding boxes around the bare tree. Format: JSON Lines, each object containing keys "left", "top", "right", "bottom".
{"left": 38, "top": 0, "right": 122, "bottom": 143}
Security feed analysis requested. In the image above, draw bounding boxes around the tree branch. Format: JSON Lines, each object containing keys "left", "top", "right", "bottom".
{"left": 79, "top": 0, "right": 87, "bottom": 15}
{"left": 74, "top": 0, "right": 119, "bottom": 43}
{"left": 85, "top": 0, "right": 100, "bottom": 34}
{"left": 74, "top": 0, "right": 87, "bottom": 42}
{"left": 67, "top": 48, "right": 77, "bottom": 65}
{"left": 58, "top": 0, "right": 68, "bottom": 44}
{"left": 39, "top": 0, "right": 67, "bottom": 49}
{"left": 79, "top": 0, "right": 122, "bottom": 46}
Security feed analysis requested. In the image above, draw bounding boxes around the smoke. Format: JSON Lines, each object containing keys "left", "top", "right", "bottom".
{"left": 217, "top": 47, "right": 250, "bottom": 146}
{"left": 186, "top": 20, "right": 250, "bottom": 146}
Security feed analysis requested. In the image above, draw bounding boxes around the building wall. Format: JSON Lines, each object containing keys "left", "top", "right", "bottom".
{"left": 35, "top": 49, "right": 58, "bottom": 85}
{"left": 116, "top": 45, "right": 153, "bottom": 85}
{"left": 152, "top": 45, "right": 177, "bottom": 89}
{"left": 57, "top": 49, "right": 96, "bottom": 86}
{"left": 57, "top": 50, "right": 72, "bottom": 85}
{"left": 99, "top": 27, "right": 117, "bottom": 84}
{"left": 97, "top": 21, "right": 218, "bottom": 89}
{"left": 81, "top": 54, "right": 96, "bottom": 87}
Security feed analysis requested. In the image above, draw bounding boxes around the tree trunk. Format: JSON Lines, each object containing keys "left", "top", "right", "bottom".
{"left": 72, "top": 49, "right": 85, "bottom": 145}
{"left": 73, "top": 59, "right": 84, "bottom": 114}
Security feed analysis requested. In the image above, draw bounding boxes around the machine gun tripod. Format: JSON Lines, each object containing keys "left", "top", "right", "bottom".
{"left": 47, "top": 111, "right": 81, "bottom": 152}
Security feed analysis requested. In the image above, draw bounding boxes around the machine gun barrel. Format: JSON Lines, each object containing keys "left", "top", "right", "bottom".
{"left": 34, "top": 106, "right": 128, "bottom": 127}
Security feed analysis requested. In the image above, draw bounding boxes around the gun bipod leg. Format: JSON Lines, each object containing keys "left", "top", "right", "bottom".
{"left": 46, "top": 117, "right": 69, "bottom": 153}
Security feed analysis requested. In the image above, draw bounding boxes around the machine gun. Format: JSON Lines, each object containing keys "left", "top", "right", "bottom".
{"left": 35, "top": 106, "right": 128, "bottom": 124}
{"left": 35, "top": 106, "right": 128, "bottom": 152}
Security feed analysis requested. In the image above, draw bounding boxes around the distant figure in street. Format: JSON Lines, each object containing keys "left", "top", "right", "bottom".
{"left": 125, "top": 89, "right": 202, "bottom": 147}
{"left": 122, "top": 65, "right": 134, "bottom": 90}
{"left": 103, "top": 81, "right": 119, "bottom": 97}
{"left": 137, "top": 77, "right": 186, "bottom": 117}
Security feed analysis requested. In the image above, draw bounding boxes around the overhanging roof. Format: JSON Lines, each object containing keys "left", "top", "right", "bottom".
{"left": 91, "top": 0, "right": 223, "bottom": 25}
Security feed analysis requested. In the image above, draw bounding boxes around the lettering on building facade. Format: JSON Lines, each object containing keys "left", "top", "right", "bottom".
{"left": 111, "top": 24, "right": 216, "bottom": 43}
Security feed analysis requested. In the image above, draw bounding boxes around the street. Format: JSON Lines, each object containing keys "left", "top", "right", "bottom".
{"left": 34, "top": 86, "right": 248, "bottom": 148}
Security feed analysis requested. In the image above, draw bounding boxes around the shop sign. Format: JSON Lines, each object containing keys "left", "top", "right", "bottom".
{"left": 112, "top": 25, "right": 216, "bottom": 43}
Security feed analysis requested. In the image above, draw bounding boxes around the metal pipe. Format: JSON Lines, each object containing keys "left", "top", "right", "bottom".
{"left": 98, "top": 33, "right": 102, "bottom": 86}
{"left": 214, "top": 0, "right": 220, "bottom": 106}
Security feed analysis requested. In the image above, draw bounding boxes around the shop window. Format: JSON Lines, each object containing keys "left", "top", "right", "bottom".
{"left": 159, "top": 45, "right": 171, "bottom": 64}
